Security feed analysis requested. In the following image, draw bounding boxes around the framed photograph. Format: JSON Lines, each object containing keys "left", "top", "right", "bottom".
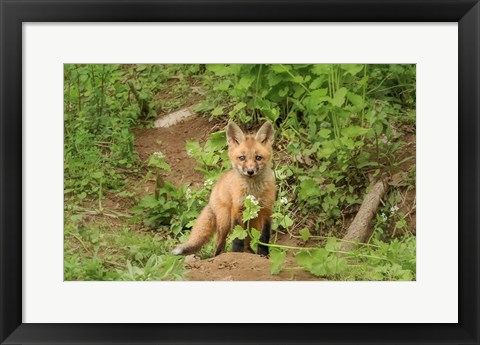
{"left": 1, "top": 0, "right": 478, "bottom": 344}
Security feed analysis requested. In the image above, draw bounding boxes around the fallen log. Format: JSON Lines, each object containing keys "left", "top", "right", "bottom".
{"left": 340, "top": 179, "right": 389, "bottom": 252}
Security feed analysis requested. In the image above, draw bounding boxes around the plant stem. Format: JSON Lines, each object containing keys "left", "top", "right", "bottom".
{"left": 361, "top": 64, "right": 367, "bottom": 127}
{"left": 98, "top": 180, "right": 103, "bottom": 212}
{"left": 253, "top": 64, "right": 263, "bottom": 122}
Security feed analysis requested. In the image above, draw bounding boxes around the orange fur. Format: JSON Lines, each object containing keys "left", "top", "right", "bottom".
{"left": 172, "top": 121, "right": 276, "bottom": 256}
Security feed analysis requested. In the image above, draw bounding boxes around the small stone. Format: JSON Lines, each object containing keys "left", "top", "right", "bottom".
{"left": 185, "top": 254, "right": 200, "bottom": 264}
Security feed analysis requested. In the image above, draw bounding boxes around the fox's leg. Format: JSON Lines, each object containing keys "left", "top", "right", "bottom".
{"left": 257, "top": 219, "right": 271, "bottom": 256}
{"left": 231, "top": 207, "right": 246, "bottom": 252}
{"left": 250, "top": 210, "right": 272, "bottom": 256}
{"left": 214, "top": 206, "right": 231, "bottom": 256}
{"left": 171, "top": 205, "right": 216, "bottom": 255}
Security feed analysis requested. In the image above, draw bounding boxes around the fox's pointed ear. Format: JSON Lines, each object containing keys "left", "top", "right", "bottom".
{"left": 226, "top": 122, "right": 245, "bottom": 146}
{"left": 255, "top": 121, "right": 275, "bottom": 145}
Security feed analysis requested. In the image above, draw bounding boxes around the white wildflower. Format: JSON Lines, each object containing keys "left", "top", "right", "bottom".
{"left": 246, "top": 194, "right": 259, "bottom": 206}
{"left": 379, "top": 134, "right": 389, "bottom": 144}
{"left": 203, "top": 179, "right": 214, "bottom": 187}
{"left": 153, "top": 151, "right": 165, "bottom": 159}
{"left": 185, "top": 188, "right": 192, "bottom": 200}
{"left": 381, "top": 213, "right": 387, "bottom": 222}
{"left": 280, "top": 197, "right": 288, "bottom": 205}
{"left": 390, "top": 205, "right": 399, "bottom": 213}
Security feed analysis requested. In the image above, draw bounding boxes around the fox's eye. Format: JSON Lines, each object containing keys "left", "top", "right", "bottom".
{"left": 239, "top": 156, "right": 245, "bottom": 161}
{"left": 255, "top": 156, "right": 262, "bottom": 161}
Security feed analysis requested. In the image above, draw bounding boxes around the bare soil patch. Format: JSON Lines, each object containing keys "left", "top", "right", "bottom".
{"left": 133, "top": 115, "right": 213, "bottom": 188}
{"left": 186, "top": 252, "right": 320, "bottom": 281}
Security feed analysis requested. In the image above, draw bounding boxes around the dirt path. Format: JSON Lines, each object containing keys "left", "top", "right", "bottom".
{"left": 185, "top": 252, "right": 319, "bottom": 281}
{"left": 134, "top": 115, "right": 213, "bottom": 188}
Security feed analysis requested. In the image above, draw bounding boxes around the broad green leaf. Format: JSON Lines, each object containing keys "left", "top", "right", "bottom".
{"left": 331, "top": 87, "right": 348, "bottom": 107}
{"left": 231, "top": 225, "right": 248, "bottom": 240}
{"left": 318, "top": 128, "right": 331, "bottom": 139}
{"left": 279, "top": 214, "right": 294, "bottom": 228}
{"left": 299, "top": 228, "right": 311, "bottom": 241}
{"left": 207, "top": 64, "right": 233, "bottom": 76}
{"left": 311, "top": 65, "right": 330, "bottom": 76}
{"left": 237, "top": 75, "right": 255, "bottom": 90}
{"left": 278, "top": 86, "right": 289, "bottom": 97}
{"left": 211, "top": 106, "right": 224, "bottom": 116}
{"left": 214, "top": 80, "right": 230, "bottom": 91}
{"left": 91, "top": 171, "right": 104, "bottom": 179}
{"left": 206, "top": 130, "right": 226, "bottom": 150}
{"left": 341, "top": 125, "right": 369, "bottom": 138}
{"left": 341, "top": 64, "right": 364, "bottom": 76}
{"left": 270, "top": 248, "right": 286, "bottom": 275}
{"left": 138, "top": 195, "right": 159, "bottom": 208}
{"left": 270, "top": 64, "right": 290, "bottom": 74}
{"left": 295, "top": 250, "right": 314, "bottom": 269}
{"left": 309, "top": 77, "right": 326, "bottom": 89}
{"left": 325, "top": 237, "right": 340, "bottom": 252}
{"left": 316, "top": 146, "right": 336, "bottom": 159}
{"left": 347, "top": 92, "right": 365, "bottom": 108}
{"left": 233, "top": 102, "right": 247, "bottom": 111}
{"left": 299, "top": 179, "right": 321, "bottom": 200}
{"left": 250, "top": 228, "right": 261, "bottom": 252}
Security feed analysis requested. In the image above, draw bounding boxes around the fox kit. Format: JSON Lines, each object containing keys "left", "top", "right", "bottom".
{"left": 172, "top": 121, "right": 275, "bottom": 257}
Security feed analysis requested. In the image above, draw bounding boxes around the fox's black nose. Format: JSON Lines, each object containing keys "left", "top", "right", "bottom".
{"left": 247, "top": 170, "right": 254, "bottom": 176}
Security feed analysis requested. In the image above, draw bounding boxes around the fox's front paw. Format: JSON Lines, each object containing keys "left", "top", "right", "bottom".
{"left": 171, "top": 246, "right": 184, "bottom": 255}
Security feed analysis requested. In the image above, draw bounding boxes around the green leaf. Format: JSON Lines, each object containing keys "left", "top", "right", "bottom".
{"left": 299, "top": 179, "right": 321, "bottom": 200}
{"left": 250, "top": 228, "right": 261, "bottom": 252}
{"left": 309, "top": 77, "right": 325, "bottom": 89}
{"left": 212, "top": 106, "right": 224, "bottom": 116}
{"left": 295, "top": 250, "right": 314, "bottom": 269}
{"left": 311, "top": 65, "right": 330, "bottom": 76}
{"left": 231, "top": 225, "right": 248, "bottom": 240}
{"left": 270, "top": 248, "right": 286, "bottom": 275}
{"left": 205, "top": 130, "right": 227, "bottom": 151}
{"left": 237, "top": 75, "right": 255, "bottom": 90}
{"left": 251, "top": 228, "right": 261, "bottom": 240}
{"left": 207, "top": 64, "right": 233, "bottom": 76}
{"left": 91, "top": 171, "right": 104, "bottom": 179}
{"left": 299, "top": 228, "right": 311, "bottom": 241}
{"left": 341, "top": 125, "right": 369, "bottom": 138}
{"left": 318, "top": 128, "right": 331, "bottom": 139}
{"left": 340, "top": 64, "right": 364, "bottom": 76}
{"left": 331, "top": 87, "right": 348, "bottom": 107}
{"left": 278, "top": 86, "right": 289, "bottom": 97}
{"left": 279, "top": 214, "right": 294, "bottom": 228}
{"left": 138, "top": 195, "right": 159, "bottom": 208}
{"left": 233, "top": 102, "right": 247, "bottom": 111}
{"left": 213, "top": 80, "right": 230, "bottom": 91}
{"left": 325, "top": 237, "right": 340, "bottom": 252}
{"left": 295, "top": 248, "right": 343, "bottom": 277}
{"left": 347, "top": 92, "right": 365, "bottom": 108}
{"left": 185, "top": 141, "right": 201, "bottom": 157}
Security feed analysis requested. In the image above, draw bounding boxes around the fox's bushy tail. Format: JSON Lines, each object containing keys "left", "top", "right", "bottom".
{"left": 171, "top": 205, "right": 216, "bottom": 255}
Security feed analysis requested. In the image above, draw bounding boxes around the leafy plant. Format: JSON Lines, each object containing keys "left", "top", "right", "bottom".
{"left": 64, "top": 64, "right": 416, "bottom": 281}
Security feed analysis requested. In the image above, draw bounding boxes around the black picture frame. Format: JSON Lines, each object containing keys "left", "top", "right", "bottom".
{"left": 1, "top": 1, "right": 479, "bottom": 344}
